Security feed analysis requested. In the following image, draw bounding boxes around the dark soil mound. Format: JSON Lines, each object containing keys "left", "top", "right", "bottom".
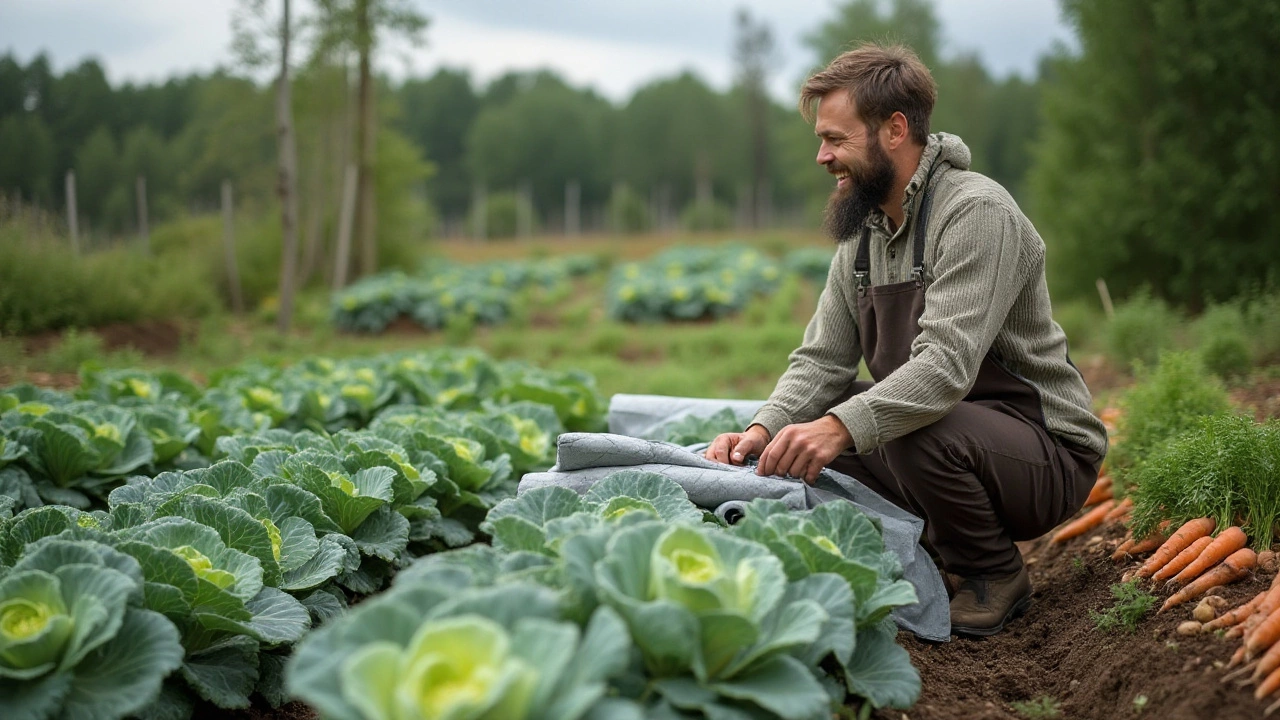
{"left": 887, "top": 532, "right": 1272, "bottom": 720}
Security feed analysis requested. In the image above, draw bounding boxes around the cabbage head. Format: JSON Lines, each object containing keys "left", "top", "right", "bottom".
{"left": 0, "top": 539, "right": 183, "bottom": 720}
{"left": 593, "top": 522, "right": 832, "bottom": 719}
{"left": 288, "top": 579, "right": 635, "bottom": 720}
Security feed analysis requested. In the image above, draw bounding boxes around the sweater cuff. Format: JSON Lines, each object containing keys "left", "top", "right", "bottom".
{"left": 828, "top": 395, "right": 879, "bottom": 454}
{"left": 749, "top": 406, "right": 792, "bottom": 440}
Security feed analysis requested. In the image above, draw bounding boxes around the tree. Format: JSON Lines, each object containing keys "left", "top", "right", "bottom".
{"left": 398, "top": 68, "right": 478, "bottom": 221}
{"left": 467, "top": 72, "right": 614, "bottom": 220}
{"left": 313, "top": 0, "right": 427, "bottom": 278}
{"left": 804, "top": 0, "right": 941, "bottom": 71}
{"left": 233, "top": 0, "right": 304, "bottom": 333}
{"left": 0, "top": 113, "right": 54, "bottom": 204}
{"left": 1030, "top": 0, "right": 1280, "bottom": 306}
{"left": 734, "top": 8, "right": 776, "bottom": 228}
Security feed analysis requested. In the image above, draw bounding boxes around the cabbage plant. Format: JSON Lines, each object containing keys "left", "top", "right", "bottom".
{"left": 0, "top": 539, "right": 183, "bottom": 720}
{"left": 593, "top": 522, "right": 833, "bottom": 719}
{"left": 288, "top": 575, "right": 638, "bottom": 720}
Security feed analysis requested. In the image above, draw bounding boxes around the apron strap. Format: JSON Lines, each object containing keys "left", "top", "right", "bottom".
{"left": 911, "top": 191, "right": 934, "bottom": 283}
{"left": 852, "top": 183, "right": 935, "bottom": 291}
{"left": 853, "top": 226, "right": 872, "bottom": 290}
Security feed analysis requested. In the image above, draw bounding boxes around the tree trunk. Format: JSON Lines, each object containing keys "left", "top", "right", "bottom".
{"left": 353, "top": 0, "right": 378, "bottom": 277}
{"left": 275, "top": 0, "right": 302, "bottom": 334}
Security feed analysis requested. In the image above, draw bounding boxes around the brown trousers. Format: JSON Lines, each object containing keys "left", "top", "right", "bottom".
{"left": 828, "top": 383, "right": 1102, "bottom": 578}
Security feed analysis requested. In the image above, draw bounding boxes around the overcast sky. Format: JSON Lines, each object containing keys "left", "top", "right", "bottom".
{"left": 1, "top": 0, "right": 1073, "bottom": 102}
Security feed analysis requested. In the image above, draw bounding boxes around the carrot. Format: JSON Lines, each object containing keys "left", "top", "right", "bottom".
{"left": 1138, "top": 518, "right": 1217, "bottom": 578}
{"left": 1170, "top": 526, "right": 1249, "bottom": 587}
{"left": 1230, "top": 644, "right": 1250, "bottom": 669}
{"left": 1105, "top": 497, "right": 1134, "bottom": 522}
{"left": 1085, "top": 478, "right": 1114, "bottom": 506}
{"left": 1158, "top": 548, "right": 1257, "bottom": 613}
{"left": 1249, "top": 606, "right": 1280, "bottom": 659}
{"left": 1241, "top": 582, "right": 1280, "bottom": 640}
{"left": 1112, "top": 534, "right": 1137, "bottom": 561}
{"left": 1205, "top": 591, "right": 1268, "bottom": 630}
{"left": 1258, "top": 665, "right": 1280, "bottom": 700}
{"left": 1254, "top": 637, "right": 1280, "bottom": 683}
{"left": 1152, "top": 535, "right": 1214, "bottom": 582}
{"left": 1130, "top": 530, "right": 1170, "bottom": 555}
{"left": 1052, "top": 499, "right": 1116, "bottom": 543}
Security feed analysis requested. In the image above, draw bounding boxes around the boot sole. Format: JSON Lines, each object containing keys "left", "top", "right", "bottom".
{"left": 951, "top": 593, "right": 1033, "bottom": 638}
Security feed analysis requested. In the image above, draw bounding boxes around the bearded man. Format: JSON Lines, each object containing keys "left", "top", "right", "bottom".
{"left": 705, "top": 43, "right": 1107, "bottom": 637}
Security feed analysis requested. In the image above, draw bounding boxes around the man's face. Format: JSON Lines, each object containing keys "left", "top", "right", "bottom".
{"left": 814, "top": 91, "right": 896, "bottom": 242}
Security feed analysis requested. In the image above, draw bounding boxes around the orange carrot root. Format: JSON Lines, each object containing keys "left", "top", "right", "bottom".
{"left": 1159, "top": 548, "right": 1257, "bottom": 614}
{"left": 1170, "top": 526, "right": 1249, "bottom": 587}
{"left": 1105, "top": 497, "right": 1134, "bottom": 522}
{"left": 1248, "top": 606, "right": 1280, "bottom": 659}
{"left": 1205, "top": 591, "right": 1268, "bottom": 631}
{"left": 1138, "top": 518, "right": 1217, "bottom": 579}
{"left": 1052, "top": 499, "right": 1116, "bottom": 544}
{"left": 1153, "top": 535, "right": 1215, "bottom": 582}
{"left": 1085, "top": 479, "right": 1114, "bottom": 507}
{"left": 1258, "top": 665, "right": 1280, "bottom": 700}
{"left": 1231, "top": 644, "right": 1250, "bottom": 669}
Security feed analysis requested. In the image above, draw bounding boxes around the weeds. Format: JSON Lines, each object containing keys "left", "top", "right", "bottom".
{"left": 1011, "top": 695, "right": 1062, "bottom": 719}
{"left": 1091, "top": 580, "right": 1157, "bottom": 633}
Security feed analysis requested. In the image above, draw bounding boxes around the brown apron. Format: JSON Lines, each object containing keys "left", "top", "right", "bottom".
{"left": 829, "top": 187, "right": 1101, "bottom": 577}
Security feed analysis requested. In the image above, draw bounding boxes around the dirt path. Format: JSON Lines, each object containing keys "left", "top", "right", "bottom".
{"left": 887, "top": 531, "right": 1272, "bottom": 720}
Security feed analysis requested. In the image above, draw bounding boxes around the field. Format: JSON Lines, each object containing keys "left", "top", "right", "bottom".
{"left": 3, "top": 231, "right": 1280, "bottom": 720}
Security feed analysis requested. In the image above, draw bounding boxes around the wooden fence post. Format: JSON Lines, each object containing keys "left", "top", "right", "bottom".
{"left": 565, "top": 180, "right": 580, "bottom": 237}
{"left": 332, "top": 163, "right": 358, "bottom": 292}
{"left": 222, "top": 181, "right": 245, "bottom": 314}
{"left": 136, "top": 175, "right": 150, "bottom": 253}
{"left": 65, "top": 170, "right": 79, "bottom": 253}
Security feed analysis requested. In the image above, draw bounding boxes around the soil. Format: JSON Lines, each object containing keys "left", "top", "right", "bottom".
{"left": 880, "top": 530, "right": 1275, "bottom": 720}
{"left": 1231, "top": 376, "right": 1280, "bottom": 423}
{"left": 22, "top": 320, "right": 189, "bottom": 357}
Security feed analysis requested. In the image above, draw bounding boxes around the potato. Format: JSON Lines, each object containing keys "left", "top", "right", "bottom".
{"left": 1177, "top": 620, "right": 1203, "bottom": 636}
{"left": 1204, "top": 596, "right": 1230, "bottom": 610}
{"left": 1192, "top": 601, "right": 1217, "bottom": 623}
{"left": 1258, "top": 550, "right": 1278, "bottom": 574}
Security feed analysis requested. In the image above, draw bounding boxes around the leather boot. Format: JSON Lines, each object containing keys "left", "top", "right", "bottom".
{"left": 949, "top": 565, "right": 1032, "bottom": 637}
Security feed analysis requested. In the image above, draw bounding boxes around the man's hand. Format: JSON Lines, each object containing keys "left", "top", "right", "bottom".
{"left": 755, "top": 415, "right": 853, "bottom": 484}
{"left": 704, "top": 424, "right": 772, "bottom": 466}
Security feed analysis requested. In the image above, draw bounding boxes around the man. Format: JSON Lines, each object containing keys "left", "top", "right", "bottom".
{"left": 705, "top": 43, "right": 1107, "bottom": 637}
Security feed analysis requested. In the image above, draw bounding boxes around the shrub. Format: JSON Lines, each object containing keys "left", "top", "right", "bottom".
{"left": 1242, "top": 286, "right": 1280, "bottom": 364}
{"left": 1053, "top": 299, "right": 1104, "bottom": 354}
{"left": 1104, "top": 290, "right": 1180, "bottom": 369}
{"left": 1193, "top": 303, "right": 1252, "bottom": 379}
{"left": 679, "top": 197, "right": 733, "bottom": 232}
{"left": 469, "top": 191, "right": 537, "bottom": 240}
{"left": 607, "top": 184, "right": 652, "bottom": 234}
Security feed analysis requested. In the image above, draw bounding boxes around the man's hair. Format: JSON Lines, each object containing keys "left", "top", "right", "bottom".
{"left": 799, "top": 43, "right": 936, "bottom": 146}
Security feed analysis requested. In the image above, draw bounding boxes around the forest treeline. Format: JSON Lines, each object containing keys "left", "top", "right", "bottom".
{"left": 1, "top": 0, "right": 1277, "bottom": 307}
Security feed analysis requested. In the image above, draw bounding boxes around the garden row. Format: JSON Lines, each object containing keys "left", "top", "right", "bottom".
{"left": 1047, "top": 351, "right": 1280, "bottom": 711}
{"left": 332, "top": 245, "right": 835, "bottom": 332}
{"left": 0, "top": 349, "right": 923, "bottom": 720}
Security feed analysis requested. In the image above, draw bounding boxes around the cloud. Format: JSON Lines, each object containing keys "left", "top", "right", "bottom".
{"left": 1, "top": 0, "right": 1071, "bottom": 101}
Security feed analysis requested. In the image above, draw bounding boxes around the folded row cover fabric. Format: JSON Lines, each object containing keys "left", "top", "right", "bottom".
{"left": 521, "top": 401, "right": 951, "bottom": 642}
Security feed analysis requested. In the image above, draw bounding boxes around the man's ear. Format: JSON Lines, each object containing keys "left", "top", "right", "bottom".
{"left": 885, "top": 111, "right": 911, "bottom": 151}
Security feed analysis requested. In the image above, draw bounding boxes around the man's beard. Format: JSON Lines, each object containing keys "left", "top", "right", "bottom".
{"left": 822, "top": 138, "right": 896, "bottom": 243}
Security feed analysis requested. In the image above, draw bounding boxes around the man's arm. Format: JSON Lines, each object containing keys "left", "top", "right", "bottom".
{"left": 828, "top": 197, "right": 1029, "bottom": 453}
{"left": 749, "top": 243, "right": 864, "bottom": 439}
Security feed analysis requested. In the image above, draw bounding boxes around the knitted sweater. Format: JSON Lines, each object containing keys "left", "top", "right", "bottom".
{"left": 751, "top": 133, "right": 1108, "bottom": 458}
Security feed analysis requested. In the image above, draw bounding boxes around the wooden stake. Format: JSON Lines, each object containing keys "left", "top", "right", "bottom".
{"left": 1096, "top": 278, "right": 1115, "bottom": 319}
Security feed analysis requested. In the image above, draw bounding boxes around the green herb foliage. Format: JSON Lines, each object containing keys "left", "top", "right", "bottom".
{"left": 1128, "top": 413, "right": 1280, "bottom": 548}
{"left": 1089, "top": 580, "right": 1157, "bottom": 633}
{"left": 1011, "top": 695, "right": 1063, "bottom": 719}
{"left": 1109, "top": 352, "right": 1230, "bottom": 494}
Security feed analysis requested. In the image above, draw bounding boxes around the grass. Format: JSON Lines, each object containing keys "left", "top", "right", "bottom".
{"left": 1090, "top": 580, "right": 1157, "bottom": 633}
{"left": 1011, "top": 695, "right": 1062, "bottom": 719}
